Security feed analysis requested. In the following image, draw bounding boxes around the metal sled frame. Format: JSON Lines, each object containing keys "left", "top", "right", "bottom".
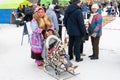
{"left": 43, "top": 35, "right": 80, "bottom": 80}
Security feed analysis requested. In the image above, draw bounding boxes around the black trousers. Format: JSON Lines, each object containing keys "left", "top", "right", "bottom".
{"left": 58, "top": 25, "right": 62, "bottom": 39}
{"left": 91, "top": 36, "right": 100, "bottom": 57}
{"left": 80, "top": 43, "right": 83, "bottom": 54}
{"left": 68, "top": 35, "right": 82, "bottom": 61}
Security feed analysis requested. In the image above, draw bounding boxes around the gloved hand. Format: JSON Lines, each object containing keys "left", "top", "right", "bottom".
{"left": 91, "top": 33, "right": 97, "bottom": 37}
{"left": 82, "top": 37, "right": 85, "bottom": 43}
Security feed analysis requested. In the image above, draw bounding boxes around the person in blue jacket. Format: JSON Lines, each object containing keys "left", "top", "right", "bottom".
{"left": 88, "top": 4, "right": 102, "bottom": 60}
{"left": 64, "top": 0, "right": 86, "bottom": 62}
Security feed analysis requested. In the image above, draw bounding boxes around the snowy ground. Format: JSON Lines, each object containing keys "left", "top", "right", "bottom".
{"left": 0, "top": 16, "right": 120, "bottom": 80}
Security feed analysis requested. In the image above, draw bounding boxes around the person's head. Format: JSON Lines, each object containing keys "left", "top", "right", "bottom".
{"left": 33, "top": 6, "right": 51, "bottom": 29}
{"left": 72, "top": 0, "right": 81, "bottom": 7}
{"left": 54, "top": 5, "right": 60, "bottom": 12}
{"left": 34, "top": 6, "right": 45, "bottom": 18}
{"left": 91, "top": 4, "right": 99, "bottom": 13}
{"left": 48, "top": 4, "right": 55, "bottom": 10}
{"left": 46, "top": 29, "right": 54, "bottom": 37}
{"left": 42, "top": 29, "right": 54, "bottom": 39}
{"left": 23, "top": 5, "right": 25, "bottom": 8}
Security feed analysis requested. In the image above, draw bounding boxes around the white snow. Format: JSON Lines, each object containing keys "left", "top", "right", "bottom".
{"left": 0, "top": 16, "right": 120, "bottom": 80}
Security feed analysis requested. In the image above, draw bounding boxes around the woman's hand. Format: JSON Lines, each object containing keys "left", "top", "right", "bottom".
{"left": 91, "top": 33, "right": 97, "bottom": 37}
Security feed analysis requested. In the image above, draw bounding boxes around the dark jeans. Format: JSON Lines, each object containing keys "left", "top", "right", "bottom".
{"left": 91, "top": 36, "right": 100, "bottom": 57}
{"left": 68, "top": 35, "right": 82, "bottom": 61}
{"left": 58, "top": 25, "right": 62, "bottom": 39}
{"left": 80, "top": 43, "right": 83, "bottom": 53}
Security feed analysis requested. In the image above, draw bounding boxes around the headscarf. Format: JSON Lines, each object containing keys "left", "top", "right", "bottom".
{"left": 34, "top": 6, "right": 45, "bottom": 18}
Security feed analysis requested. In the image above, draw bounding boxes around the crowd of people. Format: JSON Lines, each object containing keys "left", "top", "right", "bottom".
{"left": 16, "top": 0, "right": 120, "bottom": 69}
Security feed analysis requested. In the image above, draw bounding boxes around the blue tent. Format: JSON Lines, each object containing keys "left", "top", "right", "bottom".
{"left": 0, "top": 0, "right": 30, "bottom": 24}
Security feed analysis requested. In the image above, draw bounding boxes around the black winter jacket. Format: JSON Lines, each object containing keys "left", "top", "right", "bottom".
{"left": 64, "top": 4, "right": 86, "bottom": 37}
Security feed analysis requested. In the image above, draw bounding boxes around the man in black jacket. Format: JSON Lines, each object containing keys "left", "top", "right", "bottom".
{"left": 64, "top": 0, "right": 86, "bottom": 62}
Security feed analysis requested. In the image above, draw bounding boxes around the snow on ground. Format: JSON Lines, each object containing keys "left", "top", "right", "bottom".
{"left": 0, "top": 17, "right": 120, "bottom": 80}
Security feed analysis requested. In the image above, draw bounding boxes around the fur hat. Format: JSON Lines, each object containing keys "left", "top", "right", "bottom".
{"left": 72, "top": 0, "right": 80, "bottom": 4}
{"left": 91, "top": 4, "right": 99, "bottom": 9}
{"left": 34, "top": 6, "right": 42, "bottom": 12}
{"left": 34, "top": 6, "right": 45, "bottom": 17}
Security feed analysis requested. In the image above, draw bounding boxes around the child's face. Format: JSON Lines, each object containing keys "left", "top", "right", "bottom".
{"left": 46, "top": 30, "right": 53, "bottom": 37}
{"left": 48, "top": 31, "right": 53, "bottom": 35}
{"left": 91, "top": 8, "right": 97, "bottom": 13}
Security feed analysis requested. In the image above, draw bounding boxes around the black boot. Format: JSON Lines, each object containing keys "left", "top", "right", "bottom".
{"left": 90, "top": 56, "right": 99, "bottom": 60}
{"left": 88, "top": 55, "right": 94, "bottom": 58}
{"left": 76, "top": 58, "right": 83, "bottom": 62}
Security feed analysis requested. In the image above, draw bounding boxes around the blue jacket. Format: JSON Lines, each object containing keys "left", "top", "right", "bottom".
{"left": 46, "top": 9, "right": 59, "bottom": 31}
{"left": 64, "top": 4, "right": 86, "bottom": 37}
